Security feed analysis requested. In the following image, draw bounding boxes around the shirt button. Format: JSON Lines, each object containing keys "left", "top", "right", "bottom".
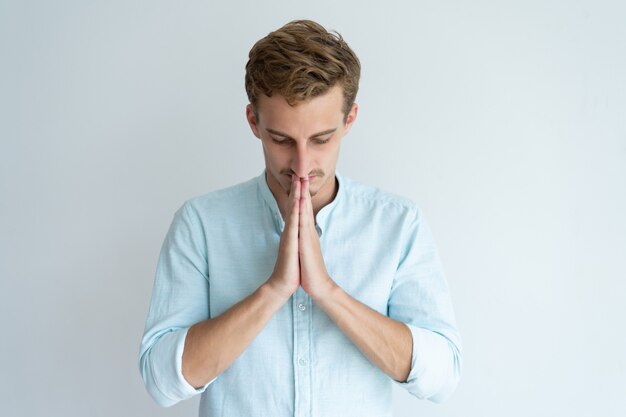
{"left": 298, "top": 303, "right": 306, "bottom": 311}
{"left": 298, "top": 358, "right": 308, "bottom": 366}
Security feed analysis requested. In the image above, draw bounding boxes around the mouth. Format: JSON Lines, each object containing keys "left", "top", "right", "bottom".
{"left": 283, "top": 173, "right": 319, "bottom": 181}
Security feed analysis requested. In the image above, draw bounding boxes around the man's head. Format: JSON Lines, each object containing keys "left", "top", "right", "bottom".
{"left": 244, "top": 20, "right": 361, "bottom": 211}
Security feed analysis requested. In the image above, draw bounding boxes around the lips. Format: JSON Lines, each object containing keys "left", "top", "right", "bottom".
{"left": 284, "top": 173, "right": 318, "bottom": 181}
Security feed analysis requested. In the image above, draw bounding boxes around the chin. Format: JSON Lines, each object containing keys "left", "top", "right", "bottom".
{"left": 308, "top": 177, "right": 327, "bottom": 198}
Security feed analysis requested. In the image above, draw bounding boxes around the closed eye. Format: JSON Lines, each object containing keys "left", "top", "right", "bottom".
{"left": 313, "top": 137, "right": 331, "bottom": 144}
{"left": 270, "top": 136, "right": 292, "bottom": 145}
{"left": 270, "top": 136, "right": 331, "bottom": 145}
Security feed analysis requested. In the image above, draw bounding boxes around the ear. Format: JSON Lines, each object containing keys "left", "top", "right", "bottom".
{"left": 342, "top": 103, "right": 359, "bottom": 136}
{"left": 246, "top": 104, "right": 261, "bottom": 139}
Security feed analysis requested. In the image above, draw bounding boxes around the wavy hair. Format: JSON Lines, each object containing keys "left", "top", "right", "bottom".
{"left": 245, "top": 20, "right": 361, "bottom": 120}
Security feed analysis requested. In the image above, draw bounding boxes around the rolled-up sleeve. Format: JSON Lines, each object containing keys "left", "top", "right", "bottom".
{"left": 388, "top": 207, "right": 462, "bottom": 402}
{"left": 138, "top": 201, "right": 217, "bottom": 407}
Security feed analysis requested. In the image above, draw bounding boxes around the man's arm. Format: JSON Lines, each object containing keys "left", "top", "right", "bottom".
{"left": 296, "top": 177, "right": 411, "bottom": 381}
{"left": 181, "top": 282, "right": 288, "bottom": 387}
{"left": 140, "top": 177, "right": 303, "bottom": 405}
{"left": 312, "top": 280, "right": 460, "bottom": 401}
{"left": 297, "top": 177, "right": 461, "bottom": 401}
{"left": 312, "top": 282, "right": 413, "bottom": 382}
{"left": 182, "top": 173, "right": 303, "bottom": 388}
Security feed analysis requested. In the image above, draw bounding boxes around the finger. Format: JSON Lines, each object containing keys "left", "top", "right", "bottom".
{"left": 302, "top": 176, "right": 310, "bottom": 200}
{"left": 293, "top": 174, "right": 301, "bottom": 205}
{"left": 304, "top": 177, "right": 315, "bottom": 226}
{"left": 287, "top": 175, "right": 300, "bottom": 238}
{"left": 299, "top": 177, "right": 311, "bottom": 228}
{"left": 288, "top": 173, "right": 298, "bottom": 200}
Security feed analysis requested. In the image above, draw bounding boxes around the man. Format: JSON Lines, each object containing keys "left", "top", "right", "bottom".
{"left": 139, "top": 19, "right": 461, "bottom": 416}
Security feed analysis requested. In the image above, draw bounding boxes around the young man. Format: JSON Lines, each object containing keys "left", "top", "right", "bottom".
{"left": 139, "top": 20, "right": 462, "bottom": 416}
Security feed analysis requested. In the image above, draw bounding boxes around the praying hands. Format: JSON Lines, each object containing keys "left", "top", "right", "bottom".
{"left": 266, "top": 174, "right": 337, "bottom": 301}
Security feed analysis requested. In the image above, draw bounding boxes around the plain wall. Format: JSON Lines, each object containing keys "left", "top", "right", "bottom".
{"left": 1, "top": 1, "right": 625, "bottom": 416}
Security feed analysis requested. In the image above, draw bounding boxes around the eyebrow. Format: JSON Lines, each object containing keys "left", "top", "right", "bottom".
{"left": 265, "top": 128, "right": 337, "bottom": 140}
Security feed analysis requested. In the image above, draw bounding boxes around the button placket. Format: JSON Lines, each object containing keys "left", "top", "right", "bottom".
{"left": 292, "top": 287, "right": 312, "bottom": 417}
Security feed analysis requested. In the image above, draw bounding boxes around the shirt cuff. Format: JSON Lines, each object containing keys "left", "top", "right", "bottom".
{"left": 394, "top": 323, "right": 460, "bottom": 402}
{"left": 146, "top": 327, "right": 216, "bottom": 406}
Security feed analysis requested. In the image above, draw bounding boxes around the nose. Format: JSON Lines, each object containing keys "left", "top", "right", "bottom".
{"left": 291, "top": 142, "right": 311, "bottom": 178}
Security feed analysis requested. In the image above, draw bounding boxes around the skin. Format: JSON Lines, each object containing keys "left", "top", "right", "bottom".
{"left": 182, "top": 86, "right": 412, "bottom": 389}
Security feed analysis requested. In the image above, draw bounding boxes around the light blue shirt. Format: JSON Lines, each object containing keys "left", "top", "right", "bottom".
{"left": 139, "top": 171, "right": 462, "bottom": 416}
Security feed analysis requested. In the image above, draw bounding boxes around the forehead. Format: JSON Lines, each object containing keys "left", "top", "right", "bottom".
{"left": 256, "top": 86, "right": 345, "bottom": 129}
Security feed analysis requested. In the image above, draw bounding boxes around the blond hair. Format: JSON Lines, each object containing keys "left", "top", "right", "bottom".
{"left": 245, "top": 20, "right": 361, "bottom": 120}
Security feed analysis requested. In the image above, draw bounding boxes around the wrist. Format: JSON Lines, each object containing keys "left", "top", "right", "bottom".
{"left": 310, "top": 275, "right": 339, "bottom": 303}
{"left": 262, "top": 278, "right": 295, "bottom": 302}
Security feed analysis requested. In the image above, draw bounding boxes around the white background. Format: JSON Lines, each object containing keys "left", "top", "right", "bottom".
{"left": 1, "top": 1, "right": 625, "bottom": 416}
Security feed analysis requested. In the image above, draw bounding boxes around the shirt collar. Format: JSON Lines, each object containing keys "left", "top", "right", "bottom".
{"left": 315, "top": 171, "right": 343, "bottom": 235}
{"left": 256, "top": 170, "right": 282, "bottom": 230}
{"left": 255, "top": 169, "right": 344, "bottom": 234}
